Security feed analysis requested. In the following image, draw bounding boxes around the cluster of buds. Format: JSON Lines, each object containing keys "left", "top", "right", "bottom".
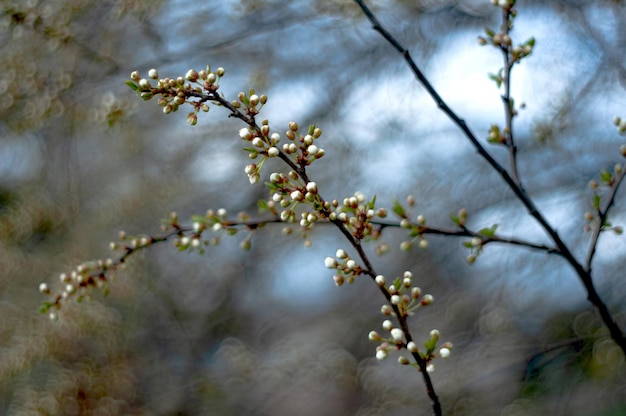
{"left": 166, "top": 209, "right": 255, "bottom": 252}
{"left": 39, "top": 258, "right": 117, "bottom": 320}
{"left": 374, "top": 271, "right": 433, "bottom": 318}
{"left": 127, "top": 65, "right": 226, "bottom": 126}
{"left": 464, "top": 237, "right": 485, "bottom": 264}
{"left": 281, "top": 122, "right": 326, "bottom": 167}
{"left": 369, "top": 321, "right": 452, "bottom": 371}
{"left": 267, "top": 171, "right": 324, "bottom": 224}
{"left": 326, "top": 191, "right": 386, "bottom": 240}
{"left": 478, "top": 30, "right": 534, "bottom": 71}
{"left": 232, "top": 89, "right": 268, "bottom": 117}
{"left": 585, "top": 163, "right": 625, "bottom": 234}
{"left": 392, "top": 197, "right": 429, "bottom": 251}
{"left": 241, "top": 119, "right": 281, "bottom": 184}
{"left": 613, "top": 116, "right": 626, "bottom": 136}
{"left": 324, "top": 249, "right": 364, "bottom": 286}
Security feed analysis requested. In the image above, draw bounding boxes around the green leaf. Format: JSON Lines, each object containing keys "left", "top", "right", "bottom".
{"left": 463, "top": 241, "right": 474, "bottom": 248}
{"left": 392, "top": 198, "right": 406, "bottom": 218}
{"left": 478, "top": 224, "right": 498, "bottom": 237}
{"left": 392, "top": 277, "right": 402, "bottom": 290}
{"left": 258, "top": 199, "right": 269, "bottom": 211}
{"left": 424, "top": 337, "right": 438, "bottom": 355}
{"left": 366, "top": 195, "right": 377, "bottom": 210}
{"left": 485, "top": 28, "right": 495, "bottom": 37}
{"left": 526, "top": 37, "right": 536, "bottom": 47}
{"left": 191, "top": 215, "right": 207, "bottom": 223}
{"left": 39, "top": 302, "right": 52, "bottom": 314}
{"left": 600, "top": 169, "right": 612, "bottom": 184}
{"left": 125, "top": 80, "right": 139, "bottom": 91}
{"left": 593, "top": 194, "right": 601, "bottom": 210}
{"left": 308, "top": 124, "right": 316, "bottom": 135}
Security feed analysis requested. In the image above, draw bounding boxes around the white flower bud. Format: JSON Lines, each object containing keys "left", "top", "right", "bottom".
{"left": 368, "top": 331, "right": 382, "bottom": 341}
{"left": 421, "top": 294, "right": 434, "bottom": 305}
{"left": 306, "top": 182, "right": 318, "bottom": 193}
{"left": 439, "top": 347, "right": 450, "bottom": 358}
{"left": 397, "top": 356, "right": 410, "bottom": 365}
{"left": 382, "top": 320, "right": 394, "bottom": 331}
{"left": 390, "top": 328, "right": 404, "bottom": 341}
{"left": 325, "top": 257, "right": 338, "bottom": 268}
{"left": 290, "top": 190, "right": 304, "bottom": 201}
{"left": 407, "top": 341, "right": 419, "bottom": 353}
{"left": 375, "top": 275, "right": 385, "bottom": 286}
{"left": 239, "top": 128, "right": 251, "bottom": 140}
{"left": 267, "top": 147, "right": 279, "bottom": 157}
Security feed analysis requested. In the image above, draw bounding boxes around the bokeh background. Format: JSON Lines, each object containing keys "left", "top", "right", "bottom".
{"left": 1, "top": 0, "right": 626, "bottom": 415}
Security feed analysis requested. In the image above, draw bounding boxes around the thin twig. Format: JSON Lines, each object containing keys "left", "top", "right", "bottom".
{"left": 585, "top": 167, "right": 626, "bottom": 271}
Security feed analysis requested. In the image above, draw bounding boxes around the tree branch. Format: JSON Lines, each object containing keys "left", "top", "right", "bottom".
{"left": 353, "top": 0, "right": 626, "bottom": 357}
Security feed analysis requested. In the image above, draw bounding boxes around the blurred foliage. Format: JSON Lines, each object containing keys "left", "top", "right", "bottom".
{"left": 1, "top": 0, "right": 625, "bottom": 415}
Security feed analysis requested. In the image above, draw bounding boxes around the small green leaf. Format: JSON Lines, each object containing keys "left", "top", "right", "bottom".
{"left": 39, "top": 302, "right": 52, "bottom": 314}
{"left": 191, "top": 215, "right": 207, "bottom": 223}
{"left": 463, "top": 242, "right": 474, "bottom": 248}
{"left": 392, "top": 277, "right": 402, "bottom": 290}
{"left": 478, "top": 224, "right": 498, "bottom": 237}
{"left": 392, "top": 198, "right": 407, "bottom": 218}
{"left": 366, "top": 195, "right": 377, "bottom": 210}
{"left": 125, "top": 80, "right": 139, "bottom": 91}
{"left": 600, "top": 170, "right": 612, "bottom": 184}
{"left": 424, "top": 337, "right": 438, "bottom": 355}
{"left": 258, "top": 199, "right": 269, "bottom": 211}
{"left": 308, "top": 124, "right": 316, "bottom": 135}
{"left": 485, "top": 28, "right": 495, "bottom": 37}
{"left": 593, "top": 194, "right": 601, "bottom": 210}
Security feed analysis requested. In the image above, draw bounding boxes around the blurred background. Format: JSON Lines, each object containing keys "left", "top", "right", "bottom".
{"left": 1, "top": 0, "right": 625, "bottom": 414}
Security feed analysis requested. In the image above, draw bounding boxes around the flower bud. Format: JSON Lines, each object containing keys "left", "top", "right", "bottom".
{"left": 382, "top": 320, "right": 394, "bottom": 331}
{"left": 325, "top": 257, "right": 338, "bottom": 268}
{"left": 185, "top": 69, "right": 199, "bottom": 82}
{"left": 390, "top": 328, "right": 404, "bottom": 342}
{"left": 397, "top": 356, "right": 410, "bottom": 365}
{"left": 368, "top": 331, "right": 382, "bottom": 341}
{"left": 306, "top": 182, "right": 318, "bottom": 193}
